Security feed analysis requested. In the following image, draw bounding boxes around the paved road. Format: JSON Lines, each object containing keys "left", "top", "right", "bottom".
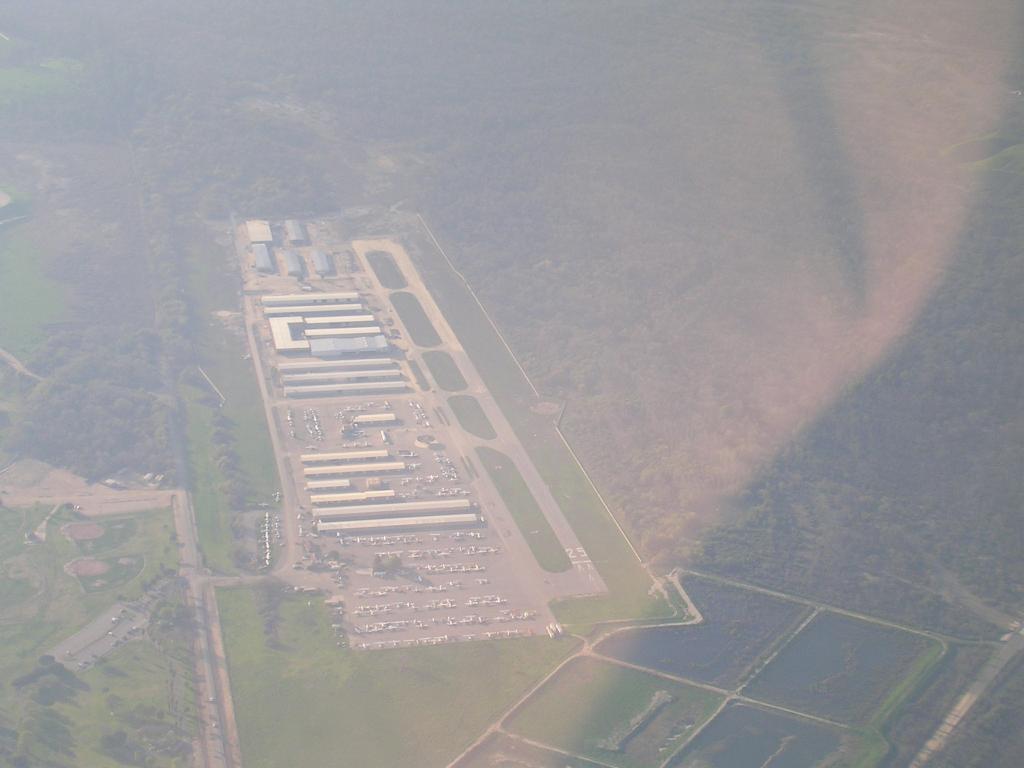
{"left": 50, "top": 601, "right": 149, "bottom": 670}
{"left": 171, "top": 490, "right": 239, "bottom": 768}
{"left": 353, "top": 236, "right": 605, "bottom": 601}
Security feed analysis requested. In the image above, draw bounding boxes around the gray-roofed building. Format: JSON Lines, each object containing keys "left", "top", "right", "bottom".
{"left": 312, "top": 250, "right": 334, "bottom": 276}
{"left": 253, "top": 243, "right": 274, "bottom": 273}
{"left": 281, "top": 249, "right": 305, "bottom": 278}
{"left": 284, "top": 219, "right": 307, "bottom": 244}
{"left": 309, "top": 335, "right": 390, "bottom": 358}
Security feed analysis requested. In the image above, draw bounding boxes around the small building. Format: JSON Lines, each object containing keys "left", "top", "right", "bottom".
{"left": 246, "top": 219, "right": 273, "bottom": 244}
{"left": 302, "top": 461, "right": 408, "bottom": 478}
{"left": 281, "top": 370, "right": 404, "bottom": 386}
{"left": 263, "top": 303, "right": 366, "bottom": 318}
{"left": 304, "top": 479, "right": 353, "bottom": 491}
{"left": 301, "top": 450, "right": 391, "bottom": 465}
{"left": 282, "top": 380, "right": 408, "bottom": 398}
{"left": 253, "top": 243, "right": 274, "bottom": 273}
{"left": 302, "top": 314, "right": 378, "bottom": 328}
{"left": 316, "top": 513, "right": 480, "bottom": 535}
{"left": 310, "top": 490, "right": 396, "bottom": 506}
{"left": 314, "top": 499, "right": 473, "bottom": 520}
{"left": 304, "top": 326, "right": 383, "bottom": 339}
{"left": 284, "top": 219, "right": 308, "bottom": 245}
{"left": 261, "top": 292, "right": 360, "bottom": 307}
{"left": 276, "top": 358, "right": 396, "bottom": 374}
{"left": 353, "top": 413, "right": 399, "bottom": 426}
{"left": 311, "top": 250, "right": 334, "bottom": 276}
{"left": 281, "top": 249, "right": 305, "bottom": 278}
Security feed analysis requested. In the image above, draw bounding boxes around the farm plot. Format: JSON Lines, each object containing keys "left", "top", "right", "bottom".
{"left": 391, "top": 291, "right": 442, "bottom": 347}
{"left": 667, "top": 703, "right": 849, "bottom": 768}
{"left": 506, "top": 656, "right": 722, "bottom": 768}
{"left": 596, "top": 576, "right": 807, "bottom": 688}
{"left": 423, "top": 350, "right": 468, "bottom": 391}
{"left": 454, "top": 732, "right": 607, "bottom": 768}
{"left": 744, "top": 612, "right": 940, "bottom": 724}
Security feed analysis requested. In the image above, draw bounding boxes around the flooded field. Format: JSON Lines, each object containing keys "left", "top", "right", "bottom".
{"left": 667, "top": 703, "right": 847, "bottom": 768}
{"left": 596, "top": 576, "right": 808, "bottom": 688}
{"left": 743, "top": 611, "right": 938, "bottom": 724}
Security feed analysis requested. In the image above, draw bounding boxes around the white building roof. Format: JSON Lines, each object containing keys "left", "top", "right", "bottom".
{"left": 317, "top": 513, "right": 480, "bottom": 533}
{"left": 302, "top": 461, "right": 408, "bottom": 477}
{"left": 268, "top": 316, "right": 310, "bottom": 352}
{"left": 301, "top": 450, "right": 391, "bottom": 464}
{"left": 261, "top": 292, "right": 360, "bottom": 307}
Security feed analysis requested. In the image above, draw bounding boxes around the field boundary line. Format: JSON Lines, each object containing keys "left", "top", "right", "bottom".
{"left": 416, "top": 214, "right": 646, "bottom": 569}
{"left": 681, "top": 569, "right": 954, "bottom": 644}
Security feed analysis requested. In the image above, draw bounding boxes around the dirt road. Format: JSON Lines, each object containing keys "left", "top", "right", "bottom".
{"left": 0, "top": 346, "right": 42, "bottom": 381}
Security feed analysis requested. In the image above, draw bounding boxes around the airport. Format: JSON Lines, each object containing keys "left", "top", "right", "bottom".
{"left": 232, "top": 217, "right": 598, "bottom": 648}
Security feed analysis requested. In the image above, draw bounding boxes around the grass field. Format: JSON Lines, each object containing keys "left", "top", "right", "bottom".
{"left": 0, "top": 503, "right": 189, "bottom": 766}
{"left": 366, "top": 249, "right": 408, "bottom": 289}
{"left": 0, "top": 226, "right": 67, "bottom": 357}
{"left": 596, "top": 576, "right": 809, "bottom": 688}
{"left": 506, "top": 656, "right": 722, "bottom": 768}
{"left": 180, "top": 232, "right": 281, "bottom": 573}
{"left": 744, "top": 612, "right": 941, "bottom": 725}
{"left": 47, "top": 635, "right": 195, "bottom": 767}
{"left": 411, "top": 229, "right": 668, "bottom": 627}
{"left": 180, "top": 381, "right": 238, "bottom": 574}
{"left": 423, "top": 350, "right": 468, "bottom": 391}
{"left": 0, "top": 62, "right": 75, "bottom": 106}
{"left": 408, "top": 358, "right": 431, "bottom": 390}
{"left": 217, "top": 584, "right": 577, "bottom": 768}
{"left": 476, "top": 447, "right": 570, "bottom": 572}
{"left": 449, "top": 395, "right": 497, "bottom": 439}
{"left": 186, "top": 236, "right": 278, "bottom": 502}
{"left": 391, "top": 291, "right": 442, "bottom": 347}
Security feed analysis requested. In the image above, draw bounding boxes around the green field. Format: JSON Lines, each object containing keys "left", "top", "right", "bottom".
{"left": 410, "top": 228, "right": 668, "bottom": 627}
{"left": 217, "top": 584, "right": 577, "bottom": 768}
{"left": 448, "top": 394, "right": 497, "bottom": 439}
{"left": 0, "top": 504, "right": 190, "bottom": 766}
{"left": 455, "top": 732, "right": 607, "bottom": 768}
{"left": 366, "top": 250, "right": 408, "bottom": 288}
{"left": 46, "top": 630, "right": 195, "bottom": 767}
{"left": 744, "top": 612, "right": 942, "bottom": 725}
{"left": 0, "top": 62, "right": 75, "bottom": 106}
{"left": 391, "top": 291, "right": 442, "bottom": 347}
{"left": 506, "top": 656, "right": 722, "bottom": 768}
{"left": 0, "top": 227, "right": 67, "bottom": 357}
{"left": 180, "top": 382, "right": 238, "bottom": 574}
{"left": 476, "top": 447, "right": 570, "bottom": 572}
{"left": 180, "top": 233, "right": 281, "bottom": 573}
{"left": 408, "top": 358, "right": 431, "bottom": 390}
{"left": 423, "top": 350, "right": 468, "bottom": 391}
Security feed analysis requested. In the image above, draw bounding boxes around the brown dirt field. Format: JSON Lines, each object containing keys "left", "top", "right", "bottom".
{"left": 0, "top": 459, "right": 176, "bottom": 515}
{"left": 62, "top": 522, "right": 104, "bottom": 541}
{"left": 65, "top": 558, "right": 109, "bottom": 577}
